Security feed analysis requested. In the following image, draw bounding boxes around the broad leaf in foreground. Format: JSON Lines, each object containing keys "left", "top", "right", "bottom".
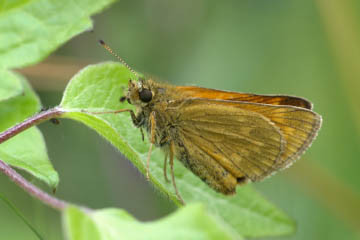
{"left": 0, "top": 76, "right": 58, "bottom": 189}
{"left": 59, "top": 62, "right": 295, "bottom": 238}
{"left": 64, "top": 203, "right": 241, "bottom": 240}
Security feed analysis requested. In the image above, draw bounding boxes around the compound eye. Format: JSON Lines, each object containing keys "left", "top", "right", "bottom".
{"left": 139, "top": 89, "right": 152, "bottom": 103}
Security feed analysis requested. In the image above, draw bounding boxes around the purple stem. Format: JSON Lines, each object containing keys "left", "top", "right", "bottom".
{"left": 0, "top": 159, "right": 67, "bottom": 210}
{"left": 0, "top": 107, "right": 64, "bottom": 144}
{"left": 0, "top": 107, "right": 82, "bottom": 211}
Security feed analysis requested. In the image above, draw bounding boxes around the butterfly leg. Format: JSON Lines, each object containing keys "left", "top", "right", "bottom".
{"left": 163, "top": 151, "right": 170, "bottom": 183}
{"left": 146, "top": 111, "right": 156, "bottom": 180}
{"left": 140, "top": 127, "right": 145, "bottom": 141}
{"left": 169, "top": 141, "right": 185, "bottom": 205}
{"left": 81, "top": 108, "right": 135, "bottom": 115}
{"left": 82, "top": 108, "right": 145, "bottom": 138}
{"left": 81, "top": 108, "right": 140, "bottom": 125}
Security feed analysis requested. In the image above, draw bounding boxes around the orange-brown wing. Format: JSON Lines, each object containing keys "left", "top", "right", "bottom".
{"left": 166, "top": 98, "right": 321, "bottom": 186}
{"left": 166, "top": 99, "right": 285, "bottom": 188}
{"left": 176, "top": 86, "right": 313, "bottom": 110}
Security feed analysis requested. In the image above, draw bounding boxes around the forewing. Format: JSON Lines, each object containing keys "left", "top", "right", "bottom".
{"left": 168, "top": 99, "right": 285, "bottom": 182}
{"left": 176, "top": 86, "right": 313, "bottom": 110}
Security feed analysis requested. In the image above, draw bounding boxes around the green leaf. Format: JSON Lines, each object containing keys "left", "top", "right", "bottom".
{"left": 63, "top": 204, "right": 241, "bottom": 240}
{"left": 59, "top": 62, "right": 295, "bottom": 238}
{"left": 0, "top": 75, "right": 59, "bottom": 189}
{"left": 0, "top": 70, "right": 23, "bottom": 102}
{"left": 0, "top": 0, "right": 117, "bottom": 69}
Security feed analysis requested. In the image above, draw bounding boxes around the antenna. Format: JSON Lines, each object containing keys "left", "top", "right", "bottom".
{"left": 99, "top": 40, "right": 138, "bottom": 78}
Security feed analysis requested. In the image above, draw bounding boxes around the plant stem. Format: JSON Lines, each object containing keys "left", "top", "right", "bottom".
{"left": 0, "top": 107, "right": 64, "bottom": 144}
{"left": 0, "top": 107, "right": 88, "bottom": 212}
{"left": 0, "top": 159, "right": 67, "bottom": 211}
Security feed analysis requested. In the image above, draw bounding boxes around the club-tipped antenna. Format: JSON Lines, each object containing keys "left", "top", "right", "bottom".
{"left": 99, "top": 40, "right": 138, "bottom": 78}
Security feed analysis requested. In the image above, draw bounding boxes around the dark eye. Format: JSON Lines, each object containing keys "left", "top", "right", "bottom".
{"left": 139, "top": 89, "right": 152, "bottom": 103}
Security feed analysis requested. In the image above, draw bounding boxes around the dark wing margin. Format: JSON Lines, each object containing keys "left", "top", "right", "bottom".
{"left": 176, "top": 86, "right": 313, "bottom": 110}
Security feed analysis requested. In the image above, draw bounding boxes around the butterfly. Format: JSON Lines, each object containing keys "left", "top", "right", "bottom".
{"left": 95, "top": 40, "right": 322, "bottom": 204}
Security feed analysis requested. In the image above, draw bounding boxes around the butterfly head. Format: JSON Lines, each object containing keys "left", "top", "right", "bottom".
{"left": 125, "top": 78, "right": 154, "bottom": 107}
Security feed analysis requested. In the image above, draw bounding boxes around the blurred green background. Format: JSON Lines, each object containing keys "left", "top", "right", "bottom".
{"left": 1, "top": 0, "right": 360, "bottom": 239}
